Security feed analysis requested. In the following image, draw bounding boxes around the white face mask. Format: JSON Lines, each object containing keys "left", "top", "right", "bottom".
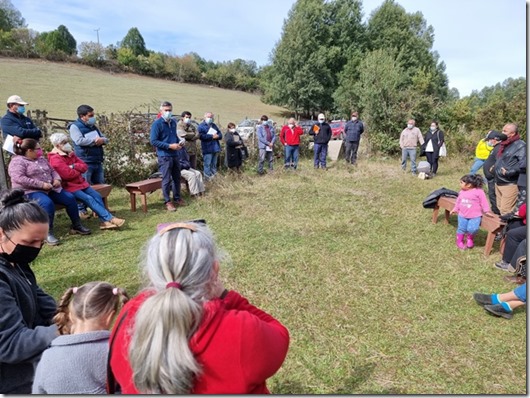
{"left": 62, "top": 143, "right": 73, "bottom": 153}
{"left": 184, "top": 117, "right": 190, "bottom": 124}
{"left": 352, "top": 117, "right": 357, "bottom": 121}
{"left": 430, "top": 126, "right": 436, "bottom": 131}
{"left": 407, "top": 124, "right": 414, "bottom": 129}
{"left": 288, "top": 124, "right": 294, "bottom": 128}
{"left": 229, "top": 128, "right": 236, "bottom": 133}
{"left": 318, "top": 119, "right": 325, "bottom": 123}
{"left": 205, "top": 117, "right": 213, "bottom": 124}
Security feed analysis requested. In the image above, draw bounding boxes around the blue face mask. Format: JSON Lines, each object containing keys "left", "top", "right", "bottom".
{"left": 87, "top": 116, "right": 96, "bottom": 125}
{"left": 17, "top": 106, "right": 26, "bottom": 115}
{"left": 205, "top": 118, "right": 213, "bottom": 124}
{"left": 162, "top": 111, "right": 172, "bottom": 120}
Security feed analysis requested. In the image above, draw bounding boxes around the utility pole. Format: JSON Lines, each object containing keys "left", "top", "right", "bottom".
{"left": 94, "top": 28, "right": 100, "bottom": 44}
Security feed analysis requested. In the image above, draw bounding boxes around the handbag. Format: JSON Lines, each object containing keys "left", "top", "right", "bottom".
{"left": 439, "top": 143, "right": 447, "bottom": 157}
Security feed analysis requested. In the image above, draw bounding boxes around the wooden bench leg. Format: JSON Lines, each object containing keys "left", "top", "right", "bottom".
{"left": 444, "top": 209, "right": 450, "bottom": 224}
{"left": 499, "top": 237, "right": 506, "bottom": 255}
{"left": 432, "top": 205, "right": 439, "bottom": 224}
{"left": 483, "top": 231, "right": 495, "bottom": 256}
{"left": 129, "top": 192, "right": 137, "bottom": 212}
{"left": 141, "top": 194, "right": 148, "bottom": 213}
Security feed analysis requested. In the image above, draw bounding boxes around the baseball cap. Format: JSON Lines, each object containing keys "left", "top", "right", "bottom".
{"left": 7, "top": 95, "right": 29, "bottom": 105}
{"left": 485, "top": 130, "right": 506, "bottom": 141}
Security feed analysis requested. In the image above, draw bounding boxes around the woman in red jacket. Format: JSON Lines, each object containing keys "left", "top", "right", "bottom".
{"left": 108, "top": 220, "right": 289, "bottom": 394}
{"left": 47, "top": 133, "right": 125, "bottom": 230}
{"left": 280, "top": 118, "right": 304, "bottom": 170}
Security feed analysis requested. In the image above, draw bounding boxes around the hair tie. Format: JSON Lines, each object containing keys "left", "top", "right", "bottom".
{"left": 112, "top": 287, "right": 119, "bottom": 295}
{"left": 72, "top": 287, "right": 78, "bottom": 294}
{"left": 166, "top": 281, "right": 182, "bottom": 289}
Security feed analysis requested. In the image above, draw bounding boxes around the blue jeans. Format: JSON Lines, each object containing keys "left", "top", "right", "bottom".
{"left": 203, "top": 152, "right": 219, "bottom": 179}
{"left": 158, "top": 156, "right": 181, "bottom": 203}
{"left": 313, "top": 143, "right": 328, "bottom": 168}
{"left": 470, "top": 158, "right": 485, "bottom": 174}
{"left": 73, "top": 187, "right": 112, "bottom": 222}
{"left": 79, "top": 162, "right": 105, "bottom": 212}
{"left": 401, "top": 148, "right": 417, "bottom": 173}
{"left": 514, "top": 283, "right": 526, "bottom": 303}
{"left": 284, "top": 145, "right": 299, "bottom": 169}
{"left": 457, "top": 215, "right": 482, "bottom": 235}
{"left": 27, "top": 190, "right": 81, "bottom": 230}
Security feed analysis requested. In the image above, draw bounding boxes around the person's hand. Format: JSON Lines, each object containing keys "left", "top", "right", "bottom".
{"left": 42, "top": 182, "right": 53, "bottom": 191}
{"left": 168, "top": 143, "right": 179, "bottom": 150}
{"left": 94, "top": 137, "right": 105, "bottom": 146}
{"left": 52, "top": 179, "right": 61, "bottom": 188}
{"left": 499, "top": 213, "right": 513, "bottom": 222}
{"left": 212, "top": 133, "right": 219, "bottom": 140}
{"left": 501, "top": 167, "right": 507, "bottom": 175}
{"left": 450, "top": 210, "right": 457, "bottom": 215}
{"left": 269, "top": 143, "right": 273, "bottom": 148}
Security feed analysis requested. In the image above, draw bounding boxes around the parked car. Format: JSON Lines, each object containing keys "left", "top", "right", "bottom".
{"left": 298, "top": 120, "right": 317, "bottom": 134}
{"left": 330, "top": 120, "right": 345, "bottom": 140}
{"left": 236, "top": 118, "right": 275, "bottom": 141}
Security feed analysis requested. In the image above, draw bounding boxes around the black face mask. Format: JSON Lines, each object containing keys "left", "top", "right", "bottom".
{"left": 0, "top": 236, "right": 43, "bottom": 264}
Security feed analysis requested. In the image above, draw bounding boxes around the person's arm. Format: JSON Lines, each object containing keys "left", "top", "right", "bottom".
{"left": 417, "top": 129, "right": 425, "bottom": 145}
{"left": 257, "top": 126, "right": 269, "bottom": 145}
{"left": 0, "top": 277, "right": 58, "bottom": 365}
{"left": 478, "top": 190, "right": 491, "bottom": 214}
{"left": 222, "top": 291, "right": 289, "bottom": 387}
{"left": 69, "top": 124, "right": 94, "bottom": 147}
{"left": 294, "top": 125, "right": 304, "bottom": 136}
{"left": 399, "top": 131, "right": 405, "bottom": 148}
{"left": 149, "top": 121, "right": 171, "bottom": 150}
{"left": 214, "top": 125, "right": 223, "bottom": 141}
{"left": 451, "top": 194, "right": 462, "bottom": 215}
{"left": 48, "top": 154, "right": 85, "bottom": 182}
{"left": 8, "top": 158, "right": 48, "bottom": 190}
{"left": 0, "top": 115, "right": 42, "bottom": 139}
{"left": 438, "top": 130, "right": 444, "bottom": 145}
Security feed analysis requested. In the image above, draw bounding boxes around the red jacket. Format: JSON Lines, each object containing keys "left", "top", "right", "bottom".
{"left": 519, "top": 203, "right": 526, "bottom": 225}
{"left": 109, "top": 290, "right": 289, "bottom": 394}
{"left": 280, "top": 125, "right": 304, "bottom": 146}
{"left": 47, "top": 150, "right": 90, "bottom": 193}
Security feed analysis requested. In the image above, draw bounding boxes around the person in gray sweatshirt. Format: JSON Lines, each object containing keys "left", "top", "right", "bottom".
{"left": 32, "top": 281, "right": 128, "bottom": 394}
{"left": 0, "top": 189, "right": 58, "bottom": 394}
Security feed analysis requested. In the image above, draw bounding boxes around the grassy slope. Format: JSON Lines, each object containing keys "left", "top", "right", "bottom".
{"left": 2, "top": 59, "right": 525, "bottom": 394}
{"left": 0, "top": 57, "right": 287, "bottom": 124}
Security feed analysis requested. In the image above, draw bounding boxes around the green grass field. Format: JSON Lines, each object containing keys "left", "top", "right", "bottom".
{"left": 2, "top": 59, "right": 525, "bottom": 394}
{"left": 0, "top": 57, "right": 287, "bottom": 125}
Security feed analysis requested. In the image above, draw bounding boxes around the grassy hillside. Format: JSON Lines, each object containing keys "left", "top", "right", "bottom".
{"left": 0, "top": 57, "right": 287, "bottom": 125}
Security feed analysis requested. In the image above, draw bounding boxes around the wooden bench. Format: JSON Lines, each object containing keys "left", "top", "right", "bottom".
{"left": 55, "top": 184, "right": 112, "bottom": 211}
{"left": 125, "top": 177, "right": 189, "bottom": 213}
{"left": 432, "top": 196, "right": 505, "bottom": 256}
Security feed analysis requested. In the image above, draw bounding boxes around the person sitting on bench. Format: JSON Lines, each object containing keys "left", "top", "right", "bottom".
{"left": 47, "top": 133, "right": 125, "bottom": 231}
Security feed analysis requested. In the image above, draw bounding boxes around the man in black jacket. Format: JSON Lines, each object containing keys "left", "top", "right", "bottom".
{"left": 483, "top": 131, "right": 507, "bottom": 214}
{"left": 308, "top": 113, "right": 332, "bottom": 169}
{"left": 494, "top": 123, "right": 526, "bottom": 215}
{"left": 343, "top": 111, "right": 364, "bottom": 165}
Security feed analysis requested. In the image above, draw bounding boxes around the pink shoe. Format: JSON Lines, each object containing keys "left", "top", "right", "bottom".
{"left": 456, "top": 233, "right": 466, "bottom": 250}
{"left": 466, "top": 234, "right": 475, "bottom": 249}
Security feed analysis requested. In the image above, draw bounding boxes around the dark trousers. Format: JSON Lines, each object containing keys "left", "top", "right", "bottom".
{"left": 158, "top": 156, "right": 181, "bottom": 203}
{"left": 425, "top": 152, "right": 439, "bottom": 174}
{"left": 502, "top": 226, "right": 527, "bottom": 263}
{"left": 487, "top": 179, "right": 500, "bottom": 215}
{"left": 344, "top": 141, "right": 360, "bottom": 164}
{"left": 27, "top": 190, "right": 81, "bottom": 230}
{"left": 510, "top": 239, "right": 526, "bottom": 268}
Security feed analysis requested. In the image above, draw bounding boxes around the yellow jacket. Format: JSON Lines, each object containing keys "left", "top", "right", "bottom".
{"left": 475, "top": 139, "right": 493, "bottom": 160}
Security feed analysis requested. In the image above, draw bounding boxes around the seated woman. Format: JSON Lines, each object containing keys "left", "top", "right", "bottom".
{"left": 47, "top": 133, "right": 125, "bottom": 230}
{"left": 8, "top": 138, "right": 91, "bottom": 245}
{"left": 109, "top": 220, "right": 290, "bottom": 394}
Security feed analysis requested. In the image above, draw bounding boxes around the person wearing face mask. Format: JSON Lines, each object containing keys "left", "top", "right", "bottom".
{"left": 1, "top": 95, "right": 42, "bottom": 141}
{"left": 470, "top": 130, "right": 502, "bottom": 175}
{"left": 399, "top": 118, "right": 424, "bottom": 175}
{"left": 177, "top": 111, "right": 200, "bottom": 170}
{"left": 8, "top": 138, "right": 91, "bottom": 244}
{"left": 343, "top": 111, "right": 365, "bottom": 165}
{"left": 47, "top": 133, "right": 125, "bottom": 230}
{"left": 224, "top": 122, "right": 246, "bottom": 173}
{"left": 256, "top": 115, "right": 277, "bottom": 174}
{"left": 198, "top": 112, "right": 223, "bottom": 180}
{"left": 150, "top": 101, "right": 186, "bottom": 211}
{"left": 422, "top": 120, "right": 444, "bottom": 177}
{"left": 308, "top": 113, "right": 332, "bottom": 169}
{"left": 279, "top": 118, "right": 304, "bottom": 170}
{"left": 0, "top": 189, "right": 58, "bottom": 393}
{"left": 69, "top": 104, "right": 109, "bottom": 219}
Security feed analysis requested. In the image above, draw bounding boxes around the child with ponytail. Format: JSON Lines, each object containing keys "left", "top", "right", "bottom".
{"left": 450, "top": 174, "right": 492, "bottom": 250}
{"left": 32, "top": 281, "right": 128, "bottom": 394}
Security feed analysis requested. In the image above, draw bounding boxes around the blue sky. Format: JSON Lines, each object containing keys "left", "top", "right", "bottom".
{"left": 10, "top": 0, "right": 526, "bottom": 97}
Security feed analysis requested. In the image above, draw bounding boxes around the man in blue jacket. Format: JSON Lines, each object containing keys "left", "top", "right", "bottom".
{"left": 1, "top": 95, "right": 42, "bottom": 140}
{"left": 198, "top": 111, "right": 222, "bottom": 180}
{"left": 343, "top": 111, "right": 364, "bottom": 165}
{"left": 150, "top": 101, "right": 185, "bottom": 211}
{"left": 256, "top": 115, "right": 276, "bottom": 174}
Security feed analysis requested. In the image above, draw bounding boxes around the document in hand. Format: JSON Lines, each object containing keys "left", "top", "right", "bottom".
{"left": 84, "top": 130, "right": 100, "bottom": 141}
{"left": 207, "top": 127, "right": 217, "bottom": 136}
{"left": 312, "top": 125, "right": 320, "bottom": 134}
{"left": 2, "top": 134, "right": 15, "bottom": 154}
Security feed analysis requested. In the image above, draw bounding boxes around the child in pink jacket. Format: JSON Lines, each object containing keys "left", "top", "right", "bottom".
{"left": 450, "top": 174, "right": 492, "bottom": 249}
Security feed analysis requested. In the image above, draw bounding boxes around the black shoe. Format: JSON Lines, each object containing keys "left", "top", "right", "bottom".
{"left": 484, "top": 304, "right": 513, "bottom": 319}
{"left": 70, "top": 224, "right": 91, "bottom": 235}
{"left": 473, "top": 293, "right": 493, "bottom": 306}
{"left": 46, "top": 233, "right": 60, "bottom": 246}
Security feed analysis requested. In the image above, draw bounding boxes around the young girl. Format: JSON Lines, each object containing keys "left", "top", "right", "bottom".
{"left": 32, "top": 281, "right": 128, "bottom": 394}
{"left": 450, "top": 174, "right": 491, "bottom": 249}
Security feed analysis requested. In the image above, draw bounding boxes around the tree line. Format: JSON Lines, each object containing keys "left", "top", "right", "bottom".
{"left": 0, "top": 0, "right": 525, "bottom": 154}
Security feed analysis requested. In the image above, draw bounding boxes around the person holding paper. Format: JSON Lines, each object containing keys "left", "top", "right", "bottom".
{"left": 69, "top": 105, "right": 109, "bottom": 218}
{"left": 198, "top": 112, "right": 222, "bottom": 180}
{"left": 308, "top": 113, "right": 331, "bottom": 169}
{"left": 256, "top": 115, "right": 276, "bottom": 174}
{"left": 1, "top": 95, "right": 42, "bottom": 141}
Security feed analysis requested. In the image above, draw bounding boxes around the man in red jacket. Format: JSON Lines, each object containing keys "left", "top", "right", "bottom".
{"left": 280, "top": 118, "right": 304, "bottom": 170}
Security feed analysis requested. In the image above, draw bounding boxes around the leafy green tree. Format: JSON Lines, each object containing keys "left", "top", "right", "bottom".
{"left": 79, "top": 41, "right": 105, "bottom": 64}
{"left": 35, "top": 25, "right": 76, "bottom": 57}
{"left": 56, "top": 25, "right": 76, "bottom": 55}
{"left": 116, "top": 46, "right": 138, "bottom": 68}
{"left": 120, "top": 27, "right": 148, "bottom": 57}
{"left": 0, "top": 0, "right": 25, "bottom": 31}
